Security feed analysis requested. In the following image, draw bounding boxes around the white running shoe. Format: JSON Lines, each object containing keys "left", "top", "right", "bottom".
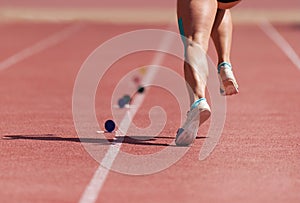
{"left": 218, "top": 62, "right": 239, "bottom": 96}
{"left": 175, "top": 98, "right": 211, "bottom": 146}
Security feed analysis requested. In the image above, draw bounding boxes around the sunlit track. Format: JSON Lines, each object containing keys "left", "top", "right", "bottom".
{"left": 260, "top": 20, "right": 300, "bottom": 71}
{"left": 78, "top": 25, "right": 176, "bottom": 203}
{"left": 1, "top": 1, "right": 300, "bottom": 203}
{"left": 0, "top": 23, "right": 83, "bottom": 71}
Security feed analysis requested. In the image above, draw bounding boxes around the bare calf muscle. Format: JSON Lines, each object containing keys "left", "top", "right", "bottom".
{"left": 175, "top": 0, "right": 241, "bottom": 145}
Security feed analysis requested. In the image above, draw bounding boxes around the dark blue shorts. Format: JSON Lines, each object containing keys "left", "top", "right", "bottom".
{"left": 217, "top": 0, "right": 239, "bottom": 3}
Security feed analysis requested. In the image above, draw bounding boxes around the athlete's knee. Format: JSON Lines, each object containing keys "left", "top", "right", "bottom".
{"left": 191, "top": 33, "right": 210, "bottom": 52}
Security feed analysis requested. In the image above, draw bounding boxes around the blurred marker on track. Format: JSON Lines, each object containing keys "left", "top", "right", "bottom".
{"left": 79, "top": 25, "right": 175, "bottom": 203}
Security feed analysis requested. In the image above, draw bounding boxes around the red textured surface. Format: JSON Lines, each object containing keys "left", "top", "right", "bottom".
{"left": 96, "top": 24, "right": 300, "bottom": 203}
{"left": 0, "top": 1, "right": 300, "bottom": 203}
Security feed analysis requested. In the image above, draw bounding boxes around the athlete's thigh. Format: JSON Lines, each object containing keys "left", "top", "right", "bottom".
{"left": 177, "top": 0, "right": 218, "bottom": 49}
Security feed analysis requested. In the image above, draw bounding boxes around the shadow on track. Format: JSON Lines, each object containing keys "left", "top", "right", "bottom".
{"left": 2, "top": 134, "right": 206, "bottom": 147}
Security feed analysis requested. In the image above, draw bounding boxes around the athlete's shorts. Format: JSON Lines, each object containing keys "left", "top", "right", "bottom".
{"left": 217, "top": 0, "right": 239, "bottom": 3}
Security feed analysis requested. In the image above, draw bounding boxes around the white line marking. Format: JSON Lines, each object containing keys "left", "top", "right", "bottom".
{"left": 259, "top": 20, "right": 300, "bottom": 71}
{"left": 78, "top": 26, "right": 175, "bottom": 203}
{"left": 0, "top": 23, "right": 83, "bottom": 71}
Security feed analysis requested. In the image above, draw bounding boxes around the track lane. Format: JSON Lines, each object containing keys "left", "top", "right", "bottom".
{"left": 0, "top": 0, "right": 299, "bottom": 202}
{"left": 95, "top": 24, "right": 300, "bottom": 203}
{"left": 0, "top": 23, "right": 148, "bottom": 203}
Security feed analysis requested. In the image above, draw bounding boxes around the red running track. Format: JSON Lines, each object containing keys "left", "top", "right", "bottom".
{"left": 0, "top": 21, "right": 299, "bottom": 203}
{"left": 0, "top": 0, "right": 300, "bottom": 202}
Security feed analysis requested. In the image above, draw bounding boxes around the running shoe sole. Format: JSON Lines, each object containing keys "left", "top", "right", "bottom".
{"left": 218, "top": 62, "right": 239, "bottom": 96}
{"left": 175, "top": 99, "right": 211, "bottom": 146}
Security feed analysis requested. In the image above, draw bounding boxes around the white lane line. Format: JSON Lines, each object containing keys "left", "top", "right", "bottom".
{"left": 259, "top": 20, "right": 300, "bottom": 71}
{"left": 0, "top": 23, "right": 83, "bottom": 71}
{"left": 78, "top": 26, "right": 175, "bottom": 203}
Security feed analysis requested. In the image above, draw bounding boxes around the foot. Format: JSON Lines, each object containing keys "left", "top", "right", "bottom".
{"left": 175, "top": 98, "right": 211, "bottom": 146}
{"left": 218, "top": 62, "right": 239, "bottom": 96}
